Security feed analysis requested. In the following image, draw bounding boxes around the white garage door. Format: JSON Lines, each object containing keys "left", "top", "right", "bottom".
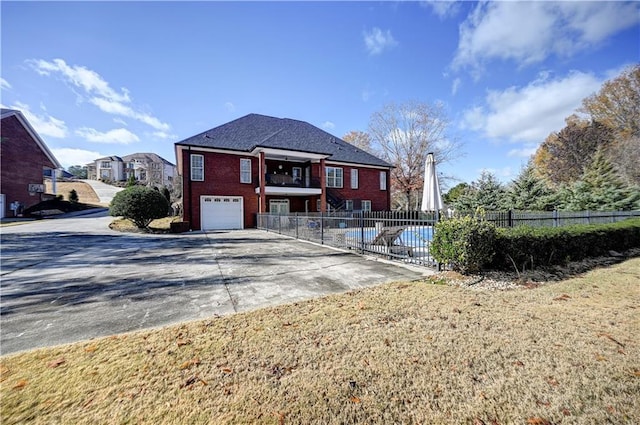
{"left": 200, "top": 196, "right": 244, "bottom": 230}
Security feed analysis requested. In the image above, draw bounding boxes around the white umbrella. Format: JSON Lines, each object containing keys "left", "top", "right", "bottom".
{"left": 421, "top": 152, "right": 444, "bottom": 212}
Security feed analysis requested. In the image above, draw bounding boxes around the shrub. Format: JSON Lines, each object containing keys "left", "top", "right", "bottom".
{"left": 68, "top": 189, "right": 79, "bottom": 203}
{"left": 490, "top": 218, "right": 640, "bottom": 270}
{"left": 109, "top": 186, "right": 170, "bottom": 229}
{"left": 431, "top": 215, "right": 497, "bottom": 274}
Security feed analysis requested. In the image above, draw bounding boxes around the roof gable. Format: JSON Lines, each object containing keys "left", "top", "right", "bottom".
{"left": 1, "top": 108, "right": 62, "bottom": 169}
{"left": 175, "top": 114, "right": 390, "bottom": 168}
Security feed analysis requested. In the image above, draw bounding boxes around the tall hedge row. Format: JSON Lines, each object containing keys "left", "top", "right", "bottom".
{"left": 432, "top": 217, "right": 640, "bottom": 274}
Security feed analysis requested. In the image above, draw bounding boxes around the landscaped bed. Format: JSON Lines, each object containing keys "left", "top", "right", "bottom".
{"left": 1, "top": 258, "right": 638, "bottom": 424}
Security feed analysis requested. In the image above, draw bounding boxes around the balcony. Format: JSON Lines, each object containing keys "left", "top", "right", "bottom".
{"left": 255, "top": 174, "right": 322, "bottom": 196}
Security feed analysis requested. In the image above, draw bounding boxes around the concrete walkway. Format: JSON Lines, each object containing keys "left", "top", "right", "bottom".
{"left": 80, "top": 179, "right": 124, "bottom": 204}
{"left": 0, "top": 216, "right": 429, "bottom": 354}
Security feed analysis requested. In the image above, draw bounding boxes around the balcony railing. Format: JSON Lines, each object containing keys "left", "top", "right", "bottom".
{"left": 259, "top": 174, "right": 321, "bottom": 188}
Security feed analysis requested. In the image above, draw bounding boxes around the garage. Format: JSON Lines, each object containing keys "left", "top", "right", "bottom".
{"left": 200, "top": 195, "right": 244, "bottom": 230}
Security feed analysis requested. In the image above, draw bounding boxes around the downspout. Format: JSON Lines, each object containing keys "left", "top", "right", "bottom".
{"left": 187, "top": 146, "right": 192, "bottom": 228}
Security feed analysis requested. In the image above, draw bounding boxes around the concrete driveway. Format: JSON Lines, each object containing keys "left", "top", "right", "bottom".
{"left": 0, "top": 213, "right": 428, "bottom": 354}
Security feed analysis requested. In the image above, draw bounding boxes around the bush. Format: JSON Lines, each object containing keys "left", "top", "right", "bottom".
{"left": 109, "top": 186, "right": 170, "bottom": 229}
{"left": 431, "top": 215, "right": 497, "bottom": 274}
{"left": 490, "top": 218, "right": 640, "bottom": 270}
{"left": 68, "top": 189, "right": 79, "bottom": 203}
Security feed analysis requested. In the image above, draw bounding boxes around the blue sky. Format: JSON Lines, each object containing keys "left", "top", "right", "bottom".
{"left": 2, "top": 1, "right": 639, "bottom": 188}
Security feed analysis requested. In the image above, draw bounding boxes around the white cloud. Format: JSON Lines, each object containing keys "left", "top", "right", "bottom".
{"left": 0, "top": 78, "right": 11, "bottom": 90}
{"left": 149, "top": 131, "right": 176, "bottom": 140}
{"left": 322, "top": 121, "right": 335, "bottom": 130}
{"left": 508, "top": 146, "right": 538, "bottom": 158}
{"left": 28, "top": 58, "right": 170, "bottom": 131}
{"left": 361, "top": 88, "right": 374, "bottom": 102}
{"left": 75, "top": 127, "right": 140, "bottom": 144}
{"left": 9, "top": 101, "right": 68, "bottom": 138}
{"left": 421, "top": 0, "right": 461, "bottom": 20}
{"left": 479, "top": 166, "right": 514, "bottom": 180}
{"left": 453, "top": 2, "right": 640, "bottom": 73}
{"left": 29, "top": 58, "right": 130, "bottom": 103}
{"left": 50, "top": 148, "right": 103, "bottom": 169}
{"left": 113, "top": 117, "right": 128, "bottom": 126}
{"left": 224, "top": 102, "right": 235, "bottom": 112}
{"left": 451, "top": 77, "right": 461, "bottom": 95}
{"left": 461, "top": 70, "right": 603, "bottom": 144}
{"left": 363, "top": 27, "right": 398, "bottom": 55}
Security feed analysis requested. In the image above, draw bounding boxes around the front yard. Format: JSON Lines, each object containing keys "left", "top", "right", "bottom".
{"left": 1, "top": 258, "right": 639, "bottom": 424}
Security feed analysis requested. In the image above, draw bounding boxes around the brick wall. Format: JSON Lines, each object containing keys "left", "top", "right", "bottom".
{"left": 318, "top": 164, "right": 390, "bottom": 211}
{"left": 182, "top": 149, "right": 259, "bottom": 230}
{"left": 1, "top": 115, "right": 57, "bottom": 216}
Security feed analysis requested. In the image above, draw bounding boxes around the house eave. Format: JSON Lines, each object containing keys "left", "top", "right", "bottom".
{"left": 255, "top": 186, "right": 322, "bottom": 196}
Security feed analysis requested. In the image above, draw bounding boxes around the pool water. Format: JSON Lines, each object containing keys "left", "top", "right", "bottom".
{"left": 345, "top": 226, "right": 434, "bottom": 248}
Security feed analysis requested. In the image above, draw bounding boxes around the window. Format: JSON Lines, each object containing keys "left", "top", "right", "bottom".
{"left": 100, "top": 161, "right": 111, "bottom": 168}
{"left": 380, "top": 171, "right": 387, "bottom": 190}
{"left": 345, "top": 200, "right": 353, "bottom": 211}
{"left": 326, "top": 167, "right": 343, "bottom": 188}
{"left": 190, "top": 154, "right": 204, "bottom": 181}
{"left": 240, "top": 158, "right": 251, "bottom": 183}
{"left": 316, "top": 199, "right": 321, "bottom": 212}
{"left": 362, "top": 200, "right": 372, "bottom": 212}
{"left": 152, "top": 163, "right": 161, "bottom": 169}
{"left": 351, "top": 169, "right": 358, "bottom": 189}
{"left": 292, "top": 167, "right": 302, "bottom": 184}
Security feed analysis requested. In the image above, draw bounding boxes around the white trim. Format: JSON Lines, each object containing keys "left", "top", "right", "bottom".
{"left": 351, "top": 168, "right": 358, "bottom": 189}
{"left": 240, "top": 158, "right": 252, "bottom": 184}
{"left": 255, "top": 186, "right": 322, "bottom": 196}
{"left": 324, "top": 160, "right": 391, "bottom": 170}
{"left": 380, "top": 171, "right": 387, "bottom": 191}
{"left": 251, "top": 147, "right": 329, "bottom": 161}
{"left": 190, "top": 154, "right": 204, "bottom": 181}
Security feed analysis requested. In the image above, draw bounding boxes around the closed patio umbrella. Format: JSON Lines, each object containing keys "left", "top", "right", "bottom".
{"left": 421, "top": 152, "right": 444, "bottom": 212}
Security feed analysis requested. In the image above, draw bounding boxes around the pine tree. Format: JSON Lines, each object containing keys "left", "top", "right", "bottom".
{"left": 452, "top": 171, "right": 507, "bottom": 211}
{"left": 505, "top": 163, "right": 554, "bottom": 211}
{"left": 560, "top": 148, "right": 640, "bottom": 211}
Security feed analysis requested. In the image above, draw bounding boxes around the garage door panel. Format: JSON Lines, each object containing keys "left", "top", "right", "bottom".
{"left": 201, "top": 196, "right": 243, "bottom": 230}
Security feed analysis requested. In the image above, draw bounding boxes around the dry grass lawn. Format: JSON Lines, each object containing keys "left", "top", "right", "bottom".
{"left": 1, "top": 259, "right": 639, "bottom": 424}
{"left": 45, "top": 181, "right": 101, "bottom": 205}
{"left": 109, "top": 216, "right": 178, "bottom": 232}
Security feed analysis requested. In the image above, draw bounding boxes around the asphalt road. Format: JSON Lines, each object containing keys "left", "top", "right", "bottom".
{"left": 0, "top": 212, "right": 428, "bottom": 355}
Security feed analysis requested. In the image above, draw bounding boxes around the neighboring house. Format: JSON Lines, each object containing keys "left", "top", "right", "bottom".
{"left": 87, "top": 152, "right": 176, "bottom": 187}
{"left": 175, "top": 113, "right": 392, "bottom": 230}
{"left": 0, "top": 108, "right": 62, "bottom": 218}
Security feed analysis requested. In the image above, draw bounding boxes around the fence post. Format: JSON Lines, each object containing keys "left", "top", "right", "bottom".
{"left": 553, "top": 209, "right": 558, "bottom": 227}
{"left": 295, "top": 213, "right": 299, "bottom": 239}
{"left": 508, "top": 209, "right": 513, "bottom": 228}
{"left": 360, "top": 212, "right": 365, "bottom": 254}
{"left": 320, "top": 211, "right": 324, "bottom": 245}
{"left": 587, "top": 210, "right": 590, "bottom": 225}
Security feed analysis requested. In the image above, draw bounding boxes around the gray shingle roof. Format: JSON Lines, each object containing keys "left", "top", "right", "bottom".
{"left": 175, "top": 114, "right": 391, "bottom": 168}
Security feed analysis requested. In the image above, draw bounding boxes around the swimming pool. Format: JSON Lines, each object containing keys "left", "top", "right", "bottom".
{"left": 344, "top": 226, "right": 434, "bottom": 248}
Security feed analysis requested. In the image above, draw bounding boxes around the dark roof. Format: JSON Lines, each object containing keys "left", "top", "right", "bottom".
{"left": 95, "top": 155, "right": 123, "bottom": 162}
{"left": 122, "top": 152, "right": 175, "bottom": 166}
{"left": 175, "top": 114, "right": 391, "bottom": 168}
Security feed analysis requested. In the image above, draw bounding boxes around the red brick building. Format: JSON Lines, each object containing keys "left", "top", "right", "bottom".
{"left": 1, "top": 109, "right": 62, "bottom": 218}
{"left": 175, "top": 114, "right": 392, "bottom": 230}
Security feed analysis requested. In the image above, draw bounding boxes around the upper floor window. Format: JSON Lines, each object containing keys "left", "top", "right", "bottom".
{"left": 345, "top": 199, "right": 354, "bottom": 211}
{"left": 152, "top": 163, "right": 161, "bottom": 169}
{"left": 362, "top": 200, "right": 372, "bottom": 212}
{"left": 240, "top": 158, "right": 252, "bottom": 184}
{"left": 380, "top": 171, "right": 387, "bottom": 190}
{"left": 190, "top": 154, "right": 204, "bottom": 181}
{"left": 100, "top": 161, "right": 111, "bottom": 168}
{"left": 351, "top": 169, "right": 359, "bottom": 189}
{"left": 326, "top": 167, "right": 343, "bottom": 188}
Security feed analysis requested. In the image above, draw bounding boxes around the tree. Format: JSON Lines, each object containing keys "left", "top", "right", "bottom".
{"left": 581, "top": 64, "right": 640, "bottom": 140}
{"left": 556, "top": 148, "right": 640, "bottom": 211}
{"left": 127, "top": 174, "right": 137, "bottom": 187}
{"left": 606, "top": 135, "right": 640, "bottom": 186}
{"left": 443, "top": 182, "right": 468, "bottom": 205}
{"left": 67, "top": 165, "right": 87, "bottom": 179}
{"left": 368, "top": 100, "right": 462, "bottom": 210}
{"left": 68, "top": 189, "right": 79, "bottom": 204}
{"left": 110, "top": 186, "right": 170, "bottom": 229}
{"left": 504, "top": 162, "right": 554, "bottom": 211}
{"left": 533, "top": 115, "right": 612, "bottom": 186}
{"left": 342, "top": 131, "right": 373, "bottom": 153}
{"left": 452, "top": 171, "right": 507, "bottom": 211}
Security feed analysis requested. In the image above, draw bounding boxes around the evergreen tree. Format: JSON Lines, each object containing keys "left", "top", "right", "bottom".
{"left": 558, "top": 148, "right": 640, "bottom": 211}
{"left": 452, "top": 171, "right": 507, "bottom": 211}
{"left": 505, "top": 163, "right": 554, "bottom": 211}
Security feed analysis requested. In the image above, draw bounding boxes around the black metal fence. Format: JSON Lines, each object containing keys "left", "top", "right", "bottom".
{"left": 257, "top": 211, "right": 440, "bottom": 267}
{"left": 257, "top": 210, "right": 640, "bottom": 268}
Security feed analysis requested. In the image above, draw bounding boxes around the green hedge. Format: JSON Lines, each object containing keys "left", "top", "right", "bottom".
{"left": 489, "top": 218, "right": 640, "bottom": 270}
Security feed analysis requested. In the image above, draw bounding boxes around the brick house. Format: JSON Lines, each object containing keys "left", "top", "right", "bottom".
{"left": 1, "top": 108, "right": 62, "bottom": 218}
{"left": 175, "top": 114, "right": 392, "bottom": 230}
{"left": 87, "top": 152, "right": 176, "bottom": 187}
